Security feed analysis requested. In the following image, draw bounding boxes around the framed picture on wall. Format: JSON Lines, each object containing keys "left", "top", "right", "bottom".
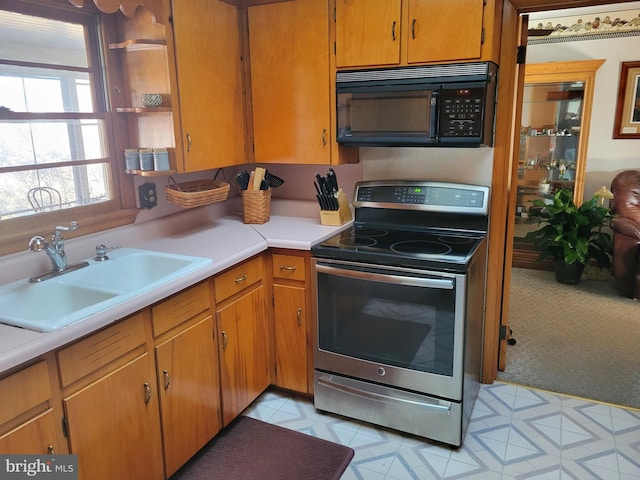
{"left": 613, "top": 61, "right": 640, "bottom": 139}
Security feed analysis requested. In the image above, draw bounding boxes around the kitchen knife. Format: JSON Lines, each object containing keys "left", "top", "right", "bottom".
{"left": 314, "top": 181, "right": 326, "bottom": 210}
{"left": 328, "top": 168, "right": 339, "bottom": 194}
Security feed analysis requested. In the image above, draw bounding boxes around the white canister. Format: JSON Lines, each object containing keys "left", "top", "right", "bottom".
{"left": 139, "top": 148, "right": 154, "bottom": 171}
{"left": 153, "top": 148, "right": 170, "bottom": 171}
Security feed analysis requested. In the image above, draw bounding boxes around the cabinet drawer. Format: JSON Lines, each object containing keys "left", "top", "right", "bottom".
{"left": 152, "top": 282, "right": 211, "bottom": 337}
{"left": 214, "top": 256, "right": 264, "bottom": 303}
{"left": 272, "top": 254, "right": 306, "bottom": 281}
{"left": 57, "top": 313, "right": 146, "bottom": 387}
{"left": 0, "top": 361, "right": 51, "bottom": 425}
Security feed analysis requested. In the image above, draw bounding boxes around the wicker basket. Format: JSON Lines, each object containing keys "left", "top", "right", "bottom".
{"left": 242, "top": 189, "right": 271, "bottom": 224}
{"left": 165, "top": 176, "right": 230, "bottom": 209}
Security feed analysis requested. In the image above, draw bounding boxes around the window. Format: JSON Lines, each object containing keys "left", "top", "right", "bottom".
{"left": 0, "top": 0, "right": 136, "bottom": 255}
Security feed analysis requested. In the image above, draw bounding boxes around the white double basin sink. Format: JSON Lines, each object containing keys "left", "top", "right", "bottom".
{"left": 0, "top": 248, "right": 212, "bottom": 332}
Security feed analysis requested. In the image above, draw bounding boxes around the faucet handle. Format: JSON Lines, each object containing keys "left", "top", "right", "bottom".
{"left": 53, "top": 221, "right": 79, "bottom": 240}
{"left": 94, "top": 244, "right": 120, "bottom": 261}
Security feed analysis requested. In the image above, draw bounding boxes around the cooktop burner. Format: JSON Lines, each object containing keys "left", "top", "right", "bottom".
{"left": 336, "top": 228, "right": 388, "bottom": 248}
{"left": 390, "top": 240, "right": 452, "bottom": 256}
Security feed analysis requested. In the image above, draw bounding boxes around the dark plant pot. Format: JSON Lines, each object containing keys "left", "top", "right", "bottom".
{"left": 554, "top": 258, "right": 586, "bottom": 284}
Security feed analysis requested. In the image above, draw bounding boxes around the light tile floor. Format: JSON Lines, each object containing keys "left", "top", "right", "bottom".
{"left": 242, "top": 382, "right": 640, "bottom": 480}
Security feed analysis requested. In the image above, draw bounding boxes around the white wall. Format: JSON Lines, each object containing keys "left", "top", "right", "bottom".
{"left": 527, "top": 2, "right": 640, "bottom": 198}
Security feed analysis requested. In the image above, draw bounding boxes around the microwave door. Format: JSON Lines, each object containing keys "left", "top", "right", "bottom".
{"left": 337, "top": 88, "right": 438, "bottom": 146}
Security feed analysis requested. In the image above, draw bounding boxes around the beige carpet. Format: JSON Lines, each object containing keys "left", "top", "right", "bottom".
{"left": 497, "top": 267, "right": 640, "bottom": 409}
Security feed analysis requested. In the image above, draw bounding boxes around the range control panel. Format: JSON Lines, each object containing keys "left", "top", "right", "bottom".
{"left": 354, "top": 181, "right": 489, "bottom": 215}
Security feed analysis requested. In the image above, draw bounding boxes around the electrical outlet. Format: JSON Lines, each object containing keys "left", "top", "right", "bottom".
{"left": 139, "top": 182, "right": 157, "bottom": 209}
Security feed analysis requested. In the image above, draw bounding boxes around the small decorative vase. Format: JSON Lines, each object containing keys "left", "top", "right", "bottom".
{"left": 554, "top": 258, "right": 585, "bottom": 284}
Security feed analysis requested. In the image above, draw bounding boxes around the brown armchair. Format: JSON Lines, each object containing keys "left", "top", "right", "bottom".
{"left": 610, "top": 170, "right": 640, "bottom": 299}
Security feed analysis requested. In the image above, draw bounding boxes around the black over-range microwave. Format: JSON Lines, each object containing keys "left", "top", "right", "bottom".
{"left": 336, "top": 61, "right": 498, "bottom": 147}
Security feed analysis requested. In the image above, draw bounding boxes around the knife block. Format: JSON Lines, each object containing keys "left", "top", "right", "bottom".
{"left": 319, "top": 189, "right": 352, "bottom": 226}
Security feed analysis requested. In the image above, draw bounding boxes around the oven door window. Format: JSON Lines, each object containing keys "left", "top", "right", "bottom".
{"left": 316, "top": 266, "right": 457, "bottom": 377}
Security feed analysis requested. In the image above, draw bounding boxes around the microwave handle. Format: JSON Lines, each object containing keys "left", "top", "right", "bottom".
{"left": 315, "top": 263, "right": 454, "bottom": 290}
{"left": 429, "top": 93, "right": 438, "bottom": 139}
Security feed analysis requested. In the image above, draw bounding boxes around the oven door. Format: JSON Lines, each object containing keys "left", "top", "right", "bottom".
{"left": 313, "top": 258, "right": 466, "bottom": 401}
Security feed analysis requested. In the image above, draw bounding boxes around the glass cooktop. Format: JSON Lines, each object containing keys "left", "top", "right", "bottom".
{"left": 312, "top": 225, "right": 486, "bottom": 272}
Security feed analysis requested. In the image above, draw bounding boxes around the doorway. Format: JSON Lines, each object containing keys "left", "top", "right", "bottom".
{"left": 497, "top": 1, "right": 640, "bottom": 407}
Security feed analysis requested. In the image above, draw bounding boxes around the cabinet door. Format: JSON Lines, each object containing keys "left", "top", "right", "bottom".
{"left": 335, "top": 0, "right": 402, "bottom": 68}
{"left": 155, "top": 316, "right": 221, "bottom": 477}
{"left": 63, "top": 354, "right": 164, "bottom": 480}
{"left": 273, "top": 284, "right": 308, "bottom": 393}
{"left": 249, "top": 0, "right": 331, "bottom": 164}
{"left": 216, "top": 286, "right": 269, "bottom": 425}
{"left": 171, "top": 0, "right": 245, "bottom": 172}
{"left": 406, "top": 0, "right": 484, "bottom": 64}
{"left": 0, "top": 410, "right": 57, "bottom": 454}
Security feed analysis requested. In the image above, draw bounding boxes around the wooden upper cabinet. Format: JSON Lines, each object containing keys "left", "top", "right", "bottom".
{"left": 171, "top": 0, "right": 246, "bottom": 172}
{"left": 248, "top": 0, "right": 332, "bottom": 164}
{"left": 405, "top": 0, "right": 484, "bottom": 64}
{"left": 335, "top": 0, "right": 402, "bottom": 68}
{"left": 336, "top": 0, "right": 497, "bottom": 68}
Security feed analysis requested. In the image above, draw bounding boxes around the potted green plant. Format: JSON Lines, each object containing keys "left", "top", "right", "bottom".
{"left": 524, "top": 188, "right": 613, "bottom": 284}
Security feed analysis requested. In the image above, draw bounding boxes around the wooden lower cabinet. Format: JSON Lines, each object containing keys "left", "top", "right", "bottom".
{"left": 155, "top": 315, "right": 221, "bottom": 477}
{"left": 270, "top": 251, "right": 312, "bottom": 394}
{"left": 273, "top": 284, "right": 308, "bottom": 393}
{"left": 216, "top": 283, "right": 269, "bottom": 425}
{"left": 0, "top": 410, "right": 57, "bottom": 455}
{"left": 63, "top": 352, "right": 164, "bottom": 480}
{"left": 0, "top": 359, "right": 63, "bottom": 455}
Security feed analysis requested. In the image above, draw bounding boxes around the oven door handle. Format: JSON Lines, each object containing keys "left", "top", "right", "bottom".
{"left": 317, "top": 375, "right": 452, "bottom": 413}
{"left": 315, "top": 263, "right": 454, "bottom": 290}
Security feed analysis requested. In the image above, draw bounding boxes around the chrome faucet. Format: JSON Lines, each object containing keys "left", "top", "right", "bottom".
{"left": 28, "top": 221, "right": 89, "bottom": 282}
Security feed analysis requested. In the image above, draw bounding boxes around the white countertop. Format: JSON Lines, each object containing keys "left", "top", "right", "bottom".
{"left": 0, "top": 211, "right": 350, "bottom": 373}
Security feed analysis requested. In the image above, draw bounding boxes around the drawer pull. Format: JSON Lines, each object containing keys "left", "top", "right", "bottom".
{"left": 280, "top": 265, "right": 297, "bottom": 271}
{"left": 391, "top": 20, "right": 396, "bottom": 41}
{"left": 222, "top": 330, "right": 228, "bottom": 350}
{"left": 234, "top": 274, "right": 248, "bottom": 284}
{"left": 297, "top": 307, "right": 302, "bottom": 326}
{"left": 48, "top": 445, "right": 55, "bottom": 455}
{"left": 144, "top": 382, "right": 152, "bottom": 404}
{"left": 163, "top": 369, "right": 171, "bottom": 390}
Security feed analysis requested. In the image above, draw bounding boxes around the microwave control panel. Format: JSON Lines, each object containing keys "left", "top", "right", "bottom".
{"left": 438, "top": 87, "right": 485, "bottom": 139}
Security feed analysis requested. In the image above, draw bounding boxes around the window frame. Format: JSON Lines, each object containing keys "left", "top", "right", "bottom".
{"left": 0, "top": 0, "right": 138, "bottom": 257}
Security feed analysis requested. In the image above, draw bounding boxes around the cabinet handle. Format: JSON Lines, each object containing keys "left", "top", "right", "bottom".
{"left": 144, "top": 382, "right": 152, "bottom": 404}
{"left": 186, "top": 133, "right": 192, "bottom": 152}
{"left": 391, "top": 21, "right": 396, "bottom": 41}
{"left": 47, "top": 445, "right": 55, "bottom": 455}
{"left": 297, "top": 307, "right": 302, "bottom": 326}
{"left": 280, "top": 265, "right": 297, "bottom": 271}
{"left": 163, "top": 369, "right": 171, "bottom": 390}
{"left": 222, "top": 330, "right": 228, "bottom": 349}
{"left": 234, "top": 274, "right": 248, "bottom": 284}
{"left": 321, "top": 128, "right": 327, "bottom": 146}
{"left": 411, "top": 19, "right": 416, "bottom": 39}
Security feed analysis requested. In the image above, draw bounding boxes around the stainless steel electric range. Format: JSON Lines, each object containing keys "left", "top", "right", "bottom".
{"left": 311, "top": 180, "right": 489, "bottom": 446}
